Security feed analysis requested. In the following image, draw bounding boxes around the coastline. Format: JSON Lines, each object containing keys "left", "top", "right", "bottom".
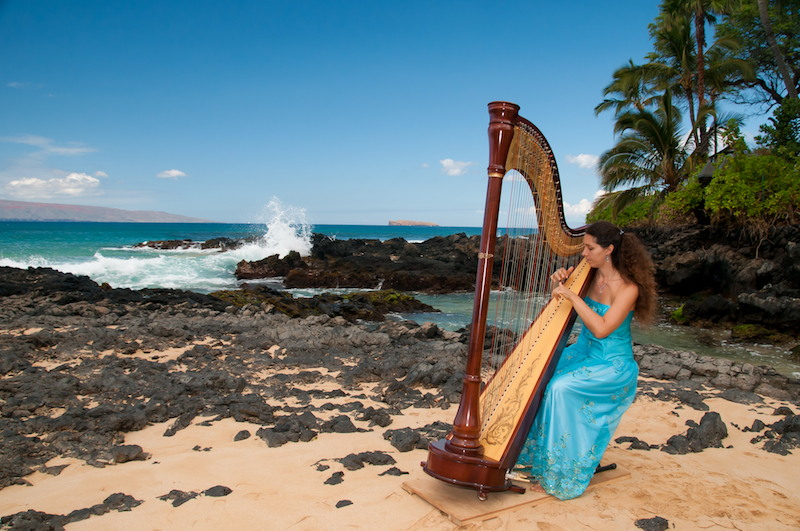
{"left": 388, "top": 220, "right": 439, "bottom": 227}
{"left": 1, "top": 267, "right": 799, "bottom": 529}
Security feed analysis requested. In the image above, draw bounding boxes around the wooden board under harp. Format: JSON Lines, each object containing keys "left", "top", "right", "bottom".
{"left": 422, "top": 101, "right": 595, "bottom": 500}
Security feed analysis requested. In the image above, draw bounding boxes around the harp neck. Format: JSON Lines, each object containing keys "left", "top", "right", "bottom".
{"left": 489, "top": 101, "right": 585, "bottom": 256}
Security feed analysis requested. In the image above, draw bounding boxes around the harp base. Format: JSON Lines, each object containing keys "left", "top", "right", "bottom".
{"left": 422, "top": 439, "right": 525, "bottom": 500}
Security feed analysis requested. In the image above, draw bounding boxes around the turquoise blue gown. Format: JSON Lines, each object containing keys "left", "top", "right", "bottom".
{"left": 516, "top": 297, "right": 638, "bottom": 500}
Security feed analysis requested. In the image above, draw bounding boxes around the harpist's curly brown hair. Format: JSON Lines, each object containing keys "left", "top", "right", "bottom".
{"left": 586, "top": 221, "right": 657, "bottom": 325}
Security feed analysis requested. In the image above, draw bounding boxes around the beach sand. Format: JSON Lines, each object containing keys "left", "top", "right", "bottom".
{"left": 1, "top": 351, "right": 798, "bottom": 531}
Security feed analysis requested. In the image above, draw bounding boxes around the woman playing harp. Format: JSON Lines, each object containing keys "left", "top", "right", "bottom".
{"left": 423, "top": 101, "right": 655, "bottom": 500}
{"left": 517, "top": 220, "right": 656, "bottom": 500}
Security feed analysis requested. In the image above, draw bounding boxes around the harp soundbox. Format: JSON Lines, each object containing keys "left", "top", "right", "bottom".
{"left": 422, "top": 101, "right": 594, "bottom": 499}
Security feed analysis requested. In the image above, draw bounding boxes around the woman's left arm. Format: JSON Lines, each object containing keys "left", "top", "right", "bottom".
{"left": 552, "top": 282, "right": 638, "bottom": 339}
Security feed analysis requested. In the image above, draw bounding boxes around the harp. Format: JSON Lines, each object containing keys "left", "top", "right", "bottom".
{"left": 422, "top": 101, "right": 594, "bottom": 499}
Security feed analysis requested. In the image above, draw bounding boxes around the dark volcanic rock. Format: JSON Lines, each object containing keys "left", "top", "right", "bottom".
{"left": 635, "top": 516, "right": 669, "bottom": 531}
{"left": 321, "top": 415, "right": 358, "bottom": 434}
{"left": 324, "top": 471, "right": 345, "bottom": 485}
{"left": 203, "top": 485, "right": 232, "bottom": 497}
{"left": 1, "top": 263, "right": 797, "bottom": 499}
{"left": 235, "top": 232, "right": 484, "bottom": 294}
{"left": 615, "top": 436, "right": 653, "bottom": 451}
{"left": 0, "top": 493, "right": 143, "bottom": 530}
{"left": 158, "top": 489, "right": 199, "bottom": 507}
{"left": 383, "top": 427, "right": 420, "bottom": 452}
{"left": 383, "top": 421, "right": 452, "bottom": 452}
{"left": 110, "top": 444, "right": 148, "bottom": 464}
{"left": 653, "top": 388, "right": 709, "bottom": 411}
{"left": 379, "top": 467, "right": 409, "bottom": 476}
{"left": 660, "top": 412, "right": 728, "bottom": 454}
{"left": 211, "top": 285, "right": 438, "bottom": 323}
{"left": 358, "top": 407, "right": 394, "bottom": 427}
{"left": 717, "top": 388, "right": 763, "bottom": 405}
{"left": 0, "top": 510, "right": 65, "bottom": 530}
{"left": 234, "top": 430, "right": 251, "bottom": 441}
{"left": 630, "top": 224, "right": 800, "bottom": 335}
{"left": 750, "top": 414, "right": 800, "bottom": 455}
{"left": 338, "top": 451, "right": 396, "bottom": 470}
{"left": 236, "top": 251, "right": 307, "bottom": 279}
{"left": 135, "top": 239, "right": 194, "bottom": 250}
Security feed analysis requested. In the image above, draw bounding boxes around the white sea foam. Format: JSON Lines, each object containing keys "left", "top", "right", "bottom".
{"left": 3, "top": 198, "right": 313, "bottom": 293}
{"left": 0, "top": 257, "right": 39, "bottom": 268}
{"left": 251, "top": 197, "right": 313, "bottom": 257}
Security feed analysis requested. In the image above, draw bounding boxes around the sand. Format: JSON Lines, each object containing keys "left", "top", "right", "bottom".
{"left": 1, "top": 369, "right": 798, "bottom": 531}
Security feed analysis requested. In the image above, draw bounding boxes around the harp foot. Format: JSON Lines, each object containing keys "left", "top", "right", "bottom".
{"left": 477, "top": 482, "right": 524, "bottom": 501}
{"left": 595, "top": 463, "right": 616, "bottom": 474}
{"left": 508, "top": 484, "right": 526, "bottom": 494}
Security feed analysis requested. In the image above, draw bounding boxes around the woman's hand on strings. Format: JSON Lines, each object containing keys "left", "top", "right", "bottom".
{"left": 550, "top": 266, "right": 575, "bottom": 301}
{"left": 550, "top": 266, "right": 574, "bottom": 286}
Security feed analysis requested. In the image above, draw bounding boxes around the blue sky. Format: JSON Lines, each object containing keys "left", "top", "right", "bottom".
{"left": 0, "top": 1, "right": 764, "bottom": 227}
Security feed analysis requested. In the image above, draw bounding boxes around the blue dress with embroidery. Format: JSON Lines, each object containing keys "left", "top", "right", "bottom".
{"left": 516, "top": 297, "right": 638, "bottom": 500}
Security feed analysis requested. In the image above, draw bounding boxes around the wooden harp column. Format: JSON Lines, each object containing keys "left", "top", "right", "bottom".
{"left": 422, "top": 101, "right": 593, "bottom": 499}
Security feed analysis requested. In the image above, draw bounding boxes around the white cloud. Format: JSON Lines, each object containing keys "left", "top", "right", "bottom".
{"left": 565, "top": 154, "right": 600, "bottom": 169}
{"left": 157, "top": 169, "right": 187, "bottom": 179}
{"left": 1, "top": 135, "right": 95, "bottom": 156}
{"left": 0, "top": 135, "right": 105, "bottom": 200}
{"left": 8, "top": 82, "right": 35, "bottom": 89}
{"left": 7, "top": 172, "right": 101, "bottom": 199}
{"left": 421, "top": 163, "right": 429, "bottom": 168}
{"left": 562, "top": 198, "right": 594, "bottom": 216}
{"left": 439, "top": 159, "right": 474, "bottom": 176}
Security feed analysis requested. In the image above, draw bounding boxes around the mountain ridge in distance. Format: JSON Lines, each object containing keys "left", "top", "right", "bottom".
{"left": 0, "top": 199, "right": 219, "bottom": 223}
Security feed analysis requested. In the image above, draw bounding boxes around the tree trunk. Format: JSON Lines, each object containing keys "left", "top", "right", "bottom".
{"left": 685, "top": 79, "right": 699, "bottom": 147}
{"left": 756, "top": 0, "right": 798, "bottom": 99}
{"left": 695, "top": 8, "right": 709, "bottom": 156}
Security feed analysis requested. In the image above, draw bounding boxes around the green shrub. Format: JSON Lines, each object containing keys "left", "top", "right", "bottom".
{"left": 755, "top": 98, "right": 800, "bottom": 160}
{"left": 660, "top": 174, "right": 704, "bottom": 219}
{"left": 587, "top": 195, "right": 657, "bottom": 226}
{"left": 670, "top": 305, "right": 688, "bottom": 324}
{"left": 704, "top": 153, "right": 799, "bottom": 223}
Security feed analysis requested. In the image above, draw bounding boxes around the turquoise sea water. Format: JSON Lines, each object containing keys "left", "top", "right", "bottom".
{"left": 0, "top": 221, "right": 481, "bottom": 293}
{"left": 1, "top": 218, "right": 797, "bottom": 377}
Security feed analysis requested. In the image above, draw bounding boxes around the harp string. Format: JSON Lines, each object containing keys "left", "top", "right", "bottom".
{"left": 481, "top": 122, "right": 584, "bottom": 428}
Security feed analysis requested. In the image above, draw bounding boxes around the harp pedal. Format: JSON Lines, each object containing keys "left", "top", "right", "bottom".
{"left": 504, "top": 471, "right": 533, "bottom": 483}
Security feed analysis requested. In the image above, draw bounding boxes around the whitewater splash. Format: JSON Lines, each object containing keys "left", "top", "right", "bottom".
{"left": 241, "top": 198, "right": 313, "bottom": 260}
{"left": 0, "top": 198, "right": 313, "bottom": 293}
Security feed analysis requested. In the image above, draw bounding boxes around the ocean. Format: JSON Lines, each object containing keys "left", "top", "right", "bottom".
{"left": 1, "top": 210, "right": 797, "bottom": 377}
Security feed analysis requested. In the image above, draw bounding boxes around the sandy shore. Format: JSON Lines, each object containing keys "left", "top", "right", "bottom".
{"left": 1, "top": 362, "right": 798, "bottom": 531}
{"left": 1, "top": 265, "right": 798, "bottom": 530}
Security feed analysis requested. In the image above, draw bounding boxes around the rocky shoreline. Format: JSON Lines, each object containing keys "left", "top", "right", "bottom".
{"left": 1, "top": 265, "right": 799, "bottom": 503}
{"left": 217, "top": 224, "right": 800, "bottom": 342}
{"left": 629, "top": 224, "right": 800, "bottom": 337}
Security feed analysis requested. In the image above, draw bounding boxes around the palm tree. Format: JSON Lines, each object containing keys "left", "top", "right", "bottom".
{"left": 594, "top": 60, "right": 663, "bottom": 118}
{"left": 594, "top": 90, "right": 693, "bottom": 218}
{"left": 647, "top": 13, "right": 701, "bottom": 145}
{"left": 661, "top": 0, "right": 738, "bottom": 155}
{"left": 700, "top": 43, "right": 752, "bottom": 154}
{"left": 756, "top": 0, "right": 798, "bottom": 99}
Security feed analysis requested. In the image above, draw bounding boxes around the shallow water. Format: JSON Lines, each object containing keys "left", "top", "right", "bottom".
{"left": 3, "top": 199, "right": 797, "bottom": 378}
{"left": 397, "top": 293, "right": 800, "bottom": 378}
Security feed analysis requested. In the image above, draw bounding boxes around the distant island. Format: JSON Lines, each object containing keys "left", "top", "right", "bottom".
{"left": 388, "top": 220, "right": 439, "bottom": 227}
{"left": 0, "top": 199, "right": 218, "bottom": 223}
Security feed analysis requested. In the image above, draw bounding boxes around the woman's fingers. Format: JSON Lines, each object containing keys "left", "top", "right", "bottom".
{"left": 550, "top": 266, "right": 574, "bottom": 283}
{"left": 552, "top": 284, "right": 567, "bottom": 299}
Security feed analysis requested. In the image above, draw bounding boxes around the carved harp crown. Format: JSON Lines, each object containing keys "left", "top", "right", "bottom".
{"left": 422, "top": 101, "right": 594, "bottom": 499}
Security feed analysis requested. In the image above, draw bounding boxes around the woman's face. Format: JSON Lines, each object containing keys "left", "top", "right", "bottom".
{"left": 582, "top": 234, "right": 612, "bottom": 268}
